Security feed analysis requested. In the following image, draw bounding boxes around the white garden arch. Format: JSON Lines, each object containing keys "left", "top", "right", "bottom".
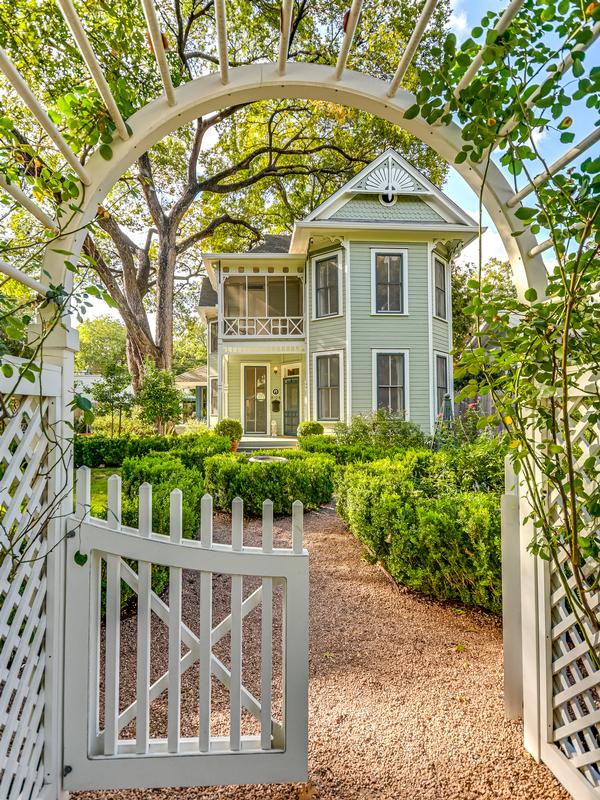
{"left": 0, "top": 2, "right": 599, "bottom": 799}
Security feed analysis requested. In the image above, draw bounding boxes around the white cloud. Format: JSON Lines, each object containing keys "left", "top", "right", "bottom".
{"left": 449, "top": 0, "right": 469, "bottom": 40}
{"left": 456, "top": 228, "right": 508, "bottom": 268}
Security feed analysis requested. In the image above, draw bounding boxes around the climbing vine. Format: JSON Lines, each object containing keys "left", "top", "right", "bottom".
{"left": 406, "top": 0, "right": 600, "bottom": 661}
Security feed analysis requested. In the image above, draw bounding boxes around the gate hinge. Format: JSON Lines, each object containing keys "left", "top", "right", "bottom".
{"left": 63, "top": 765, "right": 72, "bottom": 778}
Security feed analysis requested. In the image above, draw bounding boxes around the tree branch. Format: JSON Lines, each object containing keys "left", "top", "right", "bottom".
{"left": 176, "top": 213, "right": 261, "bottom": 254}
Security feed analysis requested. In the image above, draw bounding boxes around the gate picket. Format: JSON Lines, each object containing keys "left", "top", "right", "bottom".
{"left": 63, "top": 467, "right": 309, "bottom": 791}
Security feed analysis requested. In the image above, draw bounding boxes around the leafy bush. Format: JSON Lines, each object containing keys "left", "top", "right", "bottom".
{"left": 334, "top": 443, "right": 503, "bottom": 613}
{"left": 334, "top": 409, "right": 426, "bottom": 450}
{"left": 204, "top": 450, "right": 335, "bottom": 515}
{"left": 297, "top": 420, "right": 324, "bottom": 437}
{"left": 74, "top": 432, "right": 229, "bottom": 468}
{"left": 137, "top": 361, "right": 184, "bottom": 434}
{"left": 121, "top": 452, "right": 204, "bottom": 538}
{"left": 214, "top": 417, "right": 243, "bottom": 442}
{"left": 90, "top": 412, "right": 155, "bottom": 437}
{"left": 299, "top": 433, "right": 397, "bottom": 465}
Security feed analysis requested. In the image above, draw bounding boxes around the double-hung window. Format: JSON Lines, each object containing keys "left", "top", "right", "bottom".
{"left": 316, "top": 354, "right": 340, "bottom": 420}
{"left": 209, "top": 320, "right": 218, "bottom": 353}
{"left": 435, "top": 354, "right": 450, "bottom": 415}
{"left": 434, "top": 257, "right": 447, "bottom": 320}
{"left": 315, "top": 255, "right": 339, "bottom": 318}
{"left": 373, "top": 251, "right": 406, "bottom": 313}
{"left": 375, "top": 352, "right": 406, "bottom": 414}
{"left": 210, "top": 377, "right": 218, "bottom": 416}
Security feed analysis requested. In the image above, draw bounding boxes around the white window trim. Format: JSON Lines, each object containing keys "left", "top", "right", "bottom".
{"left": 312, "top": 349, "right": 345, "bottom": 423}
{"left": 432, "top": 253, "right": 450, "bottom": 322}
{"left": 311, "top": 249, "right": 343, "bottom": 321}
{"left": 371, "top": 348, "right": 410, "bottom": 420}
{"left": 378, "top": 193, "right": 397, "bottom": 207}
{"left": 370, "top": 247, "right": 409, "bottom": 316}
{"left": 208, "top": 319, "right": 218, "bottom": 353}
{"left": 209, "top": 376, "right": 218, "bottom": 420}
{"left": 240, "top": 362, "right": 271, "bottom": 435}
{"left": 434, "top": 351, "right": 453, "bottom": 416}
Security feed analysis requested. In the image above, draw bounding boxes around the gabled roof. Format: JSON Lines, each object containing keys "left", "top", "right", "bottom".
{"left": 249, "top": 234, "right": 291, "bottom": 253}
{"left": 301, "top": 148, "right": 477, "bottom": 228}
{"left": 198, "top": 276, "right": 218, "bottom": 308}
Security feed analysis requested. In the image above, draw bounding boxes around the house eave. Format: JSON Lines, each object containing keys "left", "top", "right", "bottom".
{"left": 289, "top": 221, "right": 483, "bottom": 253}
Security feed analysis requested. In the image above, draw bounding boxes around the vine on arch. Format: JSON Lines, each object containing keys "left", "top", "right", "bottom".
{"left": 407, "top": 0, "right": 600, "bottom": 662}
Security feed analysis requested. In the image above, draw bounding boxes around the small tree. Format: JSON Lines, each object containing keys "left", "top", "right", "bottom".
{"left": 137, "top": 361, "right": 183, "bottom": 435}
{"left": 91, "top": 365, "right": 133, "bottom": 437}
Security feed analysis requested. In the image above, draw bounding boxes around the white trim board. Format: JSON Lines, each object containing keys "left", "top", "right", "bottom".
{"left": 311, "top": 349, "right": 345, "bottom": 423}
{"left": 370, "top": 247, "right": 409, "bottom": 316}
{"left": 371, "top": 348, "right": 410, "bottom": 421}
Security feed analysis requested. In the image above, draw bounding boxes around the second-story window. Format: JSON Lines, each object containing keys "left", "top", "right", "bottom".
{"left": 315, "top": 255, "right": 339, "bottom": 318}
{"left": 434, "top": 257, "right": 447, "bottom": 320}
{"left": 373, "top": 251, "right": 405, "bottom": 313}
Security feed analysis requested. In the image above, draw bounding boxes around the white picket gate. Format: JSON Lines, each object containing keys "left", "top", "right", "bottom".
{"left": 502, "top": 380, "right": 600, "bottom": 800}
{"left": 62, "top": 467, "right": 309, "bottom": 791}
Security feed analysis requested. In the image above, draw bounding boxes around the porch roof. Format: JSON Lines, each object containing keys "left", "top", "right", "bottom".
{"left": 221, "top": 341, "right": 305, "bottom": 355}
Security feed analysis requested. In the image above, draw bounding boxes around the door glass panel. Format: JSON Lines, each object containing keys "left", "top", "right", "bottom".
{"left": 244, "top": 366, "right": 268, "bottom": 434}
{"left": 283, "top": 376, "right": 300, "bottom": 436}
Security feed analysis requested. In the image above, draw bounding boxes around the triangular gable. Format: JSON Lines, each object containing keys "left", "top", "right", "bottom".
{"left": 303, "top": 148, "right": 476, "bottom": 227}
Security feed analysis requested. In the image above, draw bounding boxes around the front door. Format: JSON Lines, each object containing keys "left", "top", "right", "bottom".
{"left": 283, "top": 376, "right": 300, "bottom": 436}
{"left": 244, "top": 365, "right": 268, "bottom": 434}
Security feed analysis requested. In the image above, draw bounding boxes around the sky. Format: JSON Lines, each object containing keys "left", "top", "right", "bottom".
{"left": 82, "top": 0, "right": 598, "bottom": 320}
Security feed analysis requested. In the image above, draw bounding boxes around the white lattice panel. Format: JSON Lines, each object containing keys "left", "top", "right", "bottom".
{"left": 547, "top": 393, "right": 600, "bottom": 790}
{"left": 0, "top": 393, "right": 51, "bottom": 800}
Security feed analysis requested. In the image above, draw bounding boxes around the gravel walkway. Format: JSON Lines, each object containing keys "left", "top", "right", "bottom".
{"left": 76, "top": 506, "right": 568, "bottom": 800}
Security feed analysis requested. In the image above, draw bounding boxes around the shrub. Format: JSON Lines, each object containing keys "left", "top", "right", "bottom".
{"left": 74, "top": 431, "right": 229, "bottom": 468}
{"left": 169, "top": 433, "right": 231, "bottom": 473}
{"left": 299, "top": 433, "right": 396, "bottom": 465}
{"left": 334, "top": 444, "right": 503, "bottom": 613}
{"left": 90, "top": 412, "right": 155, "bottom": 437}
{"left": 121, "top": 452, "right": 204, "bottom": 538}
{"left": 297, "top": 420, "right": 324, "bottom": 437}
{"left": 214, "top": 417, "right": 243, "bottom": 442}
{"left": 334, "top": 409, "right": 426, "bottom": 451}
{"left": 137, "top": 361, "right": 184, "bottom": 434}
{"left": 204, "top": 450, "right": 335, "bottom": 515}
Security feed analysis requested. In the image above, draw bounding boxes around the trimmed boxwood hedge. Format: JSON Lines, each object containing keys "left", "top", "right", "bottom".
{"left": 75, "top": 432, "right": 230, "bottom": 469}
{"left": 298, "top": 433, "right": 399, "bottom": 465}
{"left": 204, "top": 450, "right": 335, "bottom": 516}
{"left": 335, "top": 441, "right": 505, "bottom": 613}
{"left": 121, "top": 452, "right": 205, "bottom": 538}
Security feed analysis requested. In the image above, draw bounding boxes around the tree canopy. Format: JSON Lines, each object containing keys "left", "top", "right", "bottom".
{"left": 0, "top": 0, "right": 450, "bottom": 386}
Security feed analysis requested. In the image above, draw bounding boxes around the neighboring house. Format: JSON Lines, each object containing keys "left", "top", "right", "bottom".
{"left": 175, "top": 365, "right": 208, "bottom": 419}
{"left": 199, "top": 149, "right": 480, "bottom": 437}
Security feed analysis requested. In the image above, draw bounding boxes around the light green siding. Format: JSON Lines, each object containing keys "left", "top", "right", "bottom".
{"left": 348, "top": 240, "right": 432, "bottom": 432}
{"left": 306, "top": 246, "right": 347, "bottom": 426}
{"left": 433, "top": 318, "right": 449, "bottom": 352}
{"left": 331, "top": 194, "right": 444, "bottom": 223}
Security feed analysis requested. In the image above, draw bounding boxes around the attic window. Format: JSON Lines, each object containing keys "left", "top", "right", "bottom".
{"left": 379, "top": 192, "right": 397, "bottom": 206}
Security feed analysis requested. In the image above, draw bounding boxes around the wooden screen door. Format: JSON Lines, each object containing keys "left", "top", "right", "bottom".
{"left": 283, "top": 376, "right": 300, "bottom": 436}
{"left": 244, "top": 366, "right": 268, "bottom": 434}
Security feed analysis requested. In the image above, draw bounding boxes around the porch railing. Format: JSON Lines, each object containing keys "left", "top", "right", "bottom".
{"left": 223, "top": 317, "right": 304, "bottom": 337}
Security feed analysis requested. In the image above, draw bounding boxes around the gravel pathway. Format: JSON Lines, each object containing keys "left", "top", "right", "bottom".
{"left": 76, "top": 506, "right": 568, "bottom": 800}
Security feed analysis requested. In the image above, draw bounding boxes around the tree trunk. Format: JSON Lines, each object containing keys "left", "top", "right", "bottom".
{"left": 155, "top": 235, "right": 178, "bottom": 371}
{"left": 126, "top": 336, "right": 146, "bottom": 394}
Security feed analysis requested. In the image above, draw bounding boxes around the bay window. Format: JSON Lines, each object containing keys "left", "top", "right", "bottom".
{"left": 372, "top": 250, "right": 407, "bottom": 314}
{"left": 316, "top": 354, "right": 341, "bottom": 420}
{"left": 375, "top": 352, "right": 406, "bottom": 414}
{"left": 315, "top": 255, "right": 339, "bottom": 318}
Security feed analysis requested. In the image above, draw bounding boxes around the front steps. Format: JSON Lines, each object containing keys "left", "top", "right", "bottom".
{"left": 239, "top": 436, "right": 298, "bottom": 452}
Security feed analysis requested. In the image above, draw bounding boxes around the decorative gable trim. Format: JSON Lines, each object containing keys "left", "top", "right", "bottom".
{"left": 303, "top": 147, "right": 477, "bottom": 228}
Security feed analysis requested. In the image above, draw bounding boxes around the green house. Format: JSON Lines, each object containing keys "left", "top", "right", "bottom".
{"left": 200, "top": 149, "right": 479, "bottom": 439}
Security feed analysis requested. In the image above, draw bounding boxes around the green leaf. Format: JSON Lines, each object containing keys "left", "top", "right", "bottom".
{"left": 515, "top": 207, "right": 536, "bottom": 220}
{"left": 524, "top": 288, "right": 537, "bottom": 302}
{"left": 99, "top": 144, "right": 113, "bottom": 160}
{"left": 403, "top": 104, "right": 420, "bottom": 120}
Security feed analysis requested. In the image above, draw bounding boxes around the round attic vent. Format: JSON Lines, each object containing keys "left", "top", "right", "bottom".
{"left": 379, "top": 192, "right": 397, "bottom": 206}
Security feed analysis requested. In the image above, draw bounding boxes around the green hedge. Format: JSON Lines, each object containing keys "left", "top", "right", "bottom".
{"left": 75, "top": 432, "right": 230, "bottom": 469}
{"left": 121, "top": 452, "right": 204, "bottom": 538}
{"left": 204, "top": 450, "right": 335, "bottom": 515}
{"left": 299, "top": 433, "right": 402, "bottom": 465}
{"left": 335, "top": 443, "right": 504, "bottom": 613}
